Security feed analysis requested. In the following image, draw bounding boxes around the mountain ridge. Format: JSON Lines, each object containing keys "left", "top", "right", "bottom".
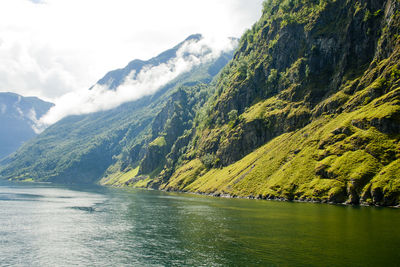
{"left": 94, "top": 34, "right": 204, "bottom": 90}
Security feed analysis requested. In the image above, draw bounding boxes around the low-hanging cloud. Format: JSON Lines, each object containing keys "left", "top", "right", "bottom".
{"left": 37, "top": 36, "right": 237, "bottom": 130}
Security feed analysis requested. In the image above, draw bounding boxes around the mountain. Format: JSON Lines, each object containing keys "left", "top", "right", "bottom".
{"left": 95, "top": 34, "right": 206, "bottom": 90}
{"left": 0, "top": 35, "right": 236, "bottom": 183}
{"left": 105, "top": 0, "right": 400, "bottom": 206}
{"left": 0, "top": 92, "right": 53, "bottom": 160}
{"left": 2, "top": 0, "right": 399, "bottom": 207}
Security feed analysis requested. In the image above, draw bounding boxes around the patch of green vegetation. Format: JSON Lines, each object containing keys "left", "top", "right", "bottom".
{"left": 149, "top": 136, "right": 166, "bottom": 147}
{"left": 100, "top": 166, "right": 139, "bottom": 187}
{"left": 21, "top": 178, "right": 34, "bottom": 182}
{"left": 368, "top": 160, "right": 400, "bottom": 205}
{"left": 162, "top": 159, "right": 205, "bottom": 190}
{"left": 322, "top": 150, "right": 382, "bottom": 184}
{"left": 134, "top": 177, "right": 151, "bottom": 188}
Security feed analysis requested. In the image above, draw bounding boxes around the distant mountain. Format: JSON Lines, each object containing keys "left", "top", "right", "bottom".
{"left": 0, "top": 92, "right": 53, "bottom": 159}
{"left": 0, "top": 35, "right": 236, "bottom": 183}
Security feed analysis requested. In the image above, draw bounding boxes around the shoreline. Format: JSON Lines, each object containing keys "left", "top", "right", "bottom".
{"left": 110, "top": 183, "right": 400, "bottom": 209}
{"left": 162, "top": 188, "right": 400, "bottom": 209}
{"left": 2, "top": 178, "right": 399, "bottom": 208}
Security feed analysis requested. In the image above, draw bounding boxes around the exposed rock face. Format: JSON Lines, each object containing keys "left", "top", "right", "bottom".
{"left": 139, "top": 85, "right": 210, "bottom": 174}
{"left": 215, "top": 110, "right": 311, "bottom": 166}
{"left": 139, "top": 90, "right": 191, "bottom": 174}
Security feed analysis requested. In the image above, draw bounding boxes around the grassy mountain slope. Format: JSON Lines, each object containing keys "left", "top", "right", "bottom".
{"left": 0, "top": 36, "right": 235, "bottom": 183}
{"left": 107, "top": 0, "right": 400, "bottom": 206}
{"left": 162, "top": 91, "right": 399, "bottom": 206}
{"left": 0, "top": 92, "right": 53, "bottom": 160}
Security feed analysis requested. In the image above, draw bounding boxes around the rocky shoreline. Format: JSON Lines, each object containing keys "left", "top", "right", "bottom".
{"left": 113, "top": 184, "right": 400, "bottom": 209}
{"left": 167, "top": 189, "right": 400, "bottom": 208}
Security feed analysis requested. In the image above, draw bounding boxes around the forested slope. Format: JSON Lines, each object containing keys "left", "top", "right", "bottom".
{"left": 0, "top": 36, "right": 235, "bottom": 184}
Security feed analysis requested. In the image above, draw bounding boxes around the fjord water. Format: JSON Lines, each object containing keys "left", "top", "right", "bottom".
{"left": 1, "top": 181, "right": 399, "bottom": 267}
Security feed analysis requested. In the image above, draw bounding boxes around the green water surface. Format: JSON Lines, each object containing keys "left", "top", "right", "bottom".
{"left": 0, "top": 181, "right": 399, "bottom": 266}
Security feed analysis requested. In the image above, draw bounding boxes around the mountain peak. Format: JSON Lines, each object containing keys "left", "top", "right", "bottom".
{"left": 184, "top": 33, "right": 203, "bottom": 42}
{"left": 95, "top": 33, "right": 228, "bottom": 91}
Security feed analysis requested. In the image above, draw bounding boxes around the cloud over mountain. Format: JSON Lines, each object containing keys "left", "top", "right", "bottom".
{"left": 38, "top": 36, "right": 238, "bottom": 128}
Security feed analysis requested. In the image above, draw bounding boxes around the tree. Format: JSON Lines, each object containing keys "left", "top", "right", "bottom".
{"left": 228, "top": 109, "right": 238, "bottom": 122}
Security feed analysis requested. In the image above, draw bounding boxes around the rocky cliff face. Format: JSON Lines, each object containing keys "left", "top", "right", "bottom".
{"left": 139, "top": 88, "right": 194, "bottom": 174}
{"left": 193, "top": 0, "right": 397, "bottom": 166}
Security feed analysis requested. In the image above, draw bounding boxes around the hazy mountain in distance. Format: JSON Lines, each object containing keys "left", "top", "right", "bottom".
{"left": 0, "top": 92, "right": 53, "bottom": 159}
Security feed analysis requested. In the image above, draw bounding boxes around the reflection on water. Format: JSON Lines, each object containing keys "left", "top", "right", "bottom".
{"left": 0, "top": 180, "right": 399, "bottom": 267}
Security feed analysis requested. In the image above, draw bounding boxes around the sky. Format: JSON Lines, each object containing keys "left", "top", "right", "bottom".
{"left": 0, "top": 0, "right": 263, "bottom": 126}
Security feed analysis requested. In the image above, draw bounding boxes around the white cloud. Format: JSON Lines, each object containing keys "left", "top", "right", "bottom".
{"left": 38, "top": 37, "right": 237, "bottom": 127}
{"left": 27, "top": 108, "right": 42, "bottom": 134}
